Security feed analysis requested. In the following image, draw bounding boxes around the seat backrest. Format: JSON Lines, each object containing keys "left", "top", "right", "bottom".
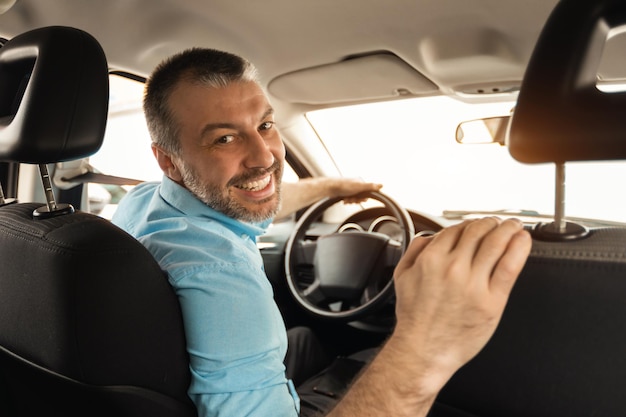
{"left": 431, "top": 231, "right": 626, "bottom": 417}
{"left": 0, "top": 26, "right": 195, "bottom": 417}
{"left": 429, "top": 1, "right": 626, "bottom": 416}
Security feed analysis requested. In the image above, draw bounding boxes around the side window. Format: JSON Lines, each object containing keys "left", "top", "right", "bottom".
{"left": 89, "top": 74, "right": 301, "bottom": 219}
{"left": 282, "top": 162, "right": 299, "bottom": 183}
{"left": 88, "top": 74, "right": 159, "bottom": 219}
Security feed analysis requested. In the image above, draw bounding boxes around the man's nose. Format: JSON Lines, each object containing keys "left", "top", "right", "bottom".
{"left": 244, "top": 132, "right": 276, "bottom": 169}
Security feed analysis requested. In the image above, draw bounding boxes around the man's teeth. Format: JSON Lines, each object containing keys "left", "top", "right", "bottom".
{"left": 238, "top": 176, "right": 271, "bottom": 191}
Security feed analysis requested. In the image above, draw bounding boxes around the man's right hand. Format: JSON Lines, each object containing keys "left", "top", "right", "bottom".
{"left": 392, "top": 217, "right": 532, "bottom": 392}
{"left": 327, "top": 217, "right": 531, "bottom": 417}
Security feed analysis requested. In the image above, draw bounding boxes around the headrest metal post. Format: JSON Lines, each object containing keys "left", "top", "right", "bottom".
{"left": 33, "top": 163, "right": 74, "bottom": 219}
{"left": 531, "top": 162, "right": 589, "bottom": 241}
{"left": 554, "top": 162, "right": 566, "bottom": 233}
{"left": 0, "top": 180, "right": 16, "bottom": 207}
{"left": 39, "top": 164, "right": 57, "bottom": 212}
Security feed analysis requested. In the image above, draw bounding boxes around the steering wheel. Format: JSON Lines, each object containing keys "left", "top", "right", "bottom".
{"left": 284, "top": 191, "right": 415, "bottom": 321}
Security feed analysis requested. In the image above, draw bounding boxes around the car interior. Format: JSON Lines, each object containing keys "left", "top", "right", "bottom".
{"left": 1, "top": 0, "right": 626, "bottom": 416}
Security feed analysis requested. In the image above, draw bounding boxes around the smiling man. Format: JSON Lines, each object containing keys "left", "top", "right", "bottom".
{"left": 112, "top": 48, "right": 384, "bottom": 416}
{"left": 112, "top": 48, "right": 531, "bottom": 417}
{"left": 154, "top": 77, "right": 284, "bottom": 223}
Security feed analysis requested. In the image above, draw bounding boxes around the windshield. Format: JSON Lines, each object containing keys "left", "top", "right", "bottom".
{"left": 94, "top": 75, "right": 626, "bottom": 224}
{"left": 307, "top": 96, "right": 626, "bottom": 224}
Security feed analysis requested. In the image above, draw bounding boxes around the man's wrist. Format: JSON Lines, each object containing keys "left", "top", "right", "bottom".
{"left": 379, "top": 334, "right": 453, "bottom": 401}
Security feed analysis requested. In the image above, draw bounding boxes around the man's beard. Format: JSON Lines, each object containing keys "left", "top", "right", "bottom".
{"left": 179, "top": 159, "right": 283, "bottom": 223}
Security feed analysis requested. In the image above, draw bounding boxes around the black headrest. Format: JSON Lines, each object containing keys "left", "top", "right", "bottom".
{"left": 0, "top": 26, "right": 109, "bottom": 164}
{"left": 508, "top": 0, "right": 626, "bottom": 163}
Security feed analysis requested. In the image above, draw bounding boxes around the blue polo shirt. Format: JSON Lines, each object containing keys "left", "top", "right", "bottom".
{"left": 112, "top": 176, "right": 300, "bottom": 417}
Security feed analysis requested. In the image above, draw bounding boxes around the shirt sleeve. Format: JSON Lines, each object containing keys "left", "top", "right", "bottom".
{"left": 170, "top": 257, "right": 300, "bottom": 417}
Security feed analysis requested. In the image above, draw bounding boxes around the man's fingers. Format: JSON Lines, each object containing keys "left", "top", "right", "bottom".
{"left": 338, "top": 181, "right": 383, "bottom": 203}
{"left": 469, "top": 218, "right": 524, "bottom": 274}
{"left": 394, "top": 235, "right": 432, "bottom": 279}
{"left": 460, "top": 218, "right": 531, "bottom": 296}
{"left": 400, "top": 219, "right": 497, "bottom": 280}
{"left": 489, "top": 228, "right": 532, "bottom": 296}
{"left": 453, "top": 217, "right": 502, "bottom": 257}
{"left": 395, "top": 217, "right": 531, "bottom": 296}
{"left": 425, "top": 219, "right": 474, "bottom": 254}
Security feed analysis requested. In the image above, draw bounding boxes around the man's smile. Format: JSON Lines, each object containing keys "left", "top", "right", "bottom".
{"left": 235, "top": 174, "right": 271, "bottom": 192}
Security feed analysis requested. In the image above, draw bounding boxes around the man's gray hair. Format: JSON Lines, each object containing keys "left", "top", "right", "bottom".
{"left": 143, "top": 48, "right": 259, "bottom": 155}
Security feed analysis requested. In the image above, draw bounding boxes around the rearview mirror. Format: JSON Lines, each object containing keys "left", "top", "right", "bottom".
{"left": 455, "top": 115, "right": 510, "bottom": 145}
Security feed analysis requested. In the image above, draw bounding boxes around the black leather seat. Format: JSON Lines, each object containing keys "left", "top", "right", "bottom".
{"left": 430, "top": 0, "right": 626, "bottom": 416}
{"left": 0, "top": 26, "right": 195, "bottom": 416}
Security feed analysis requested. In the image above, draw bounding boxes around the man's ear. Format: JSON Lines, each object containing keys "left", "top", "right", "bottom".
{"left": 152, "top": 144, "right": 183, "bottom": 182}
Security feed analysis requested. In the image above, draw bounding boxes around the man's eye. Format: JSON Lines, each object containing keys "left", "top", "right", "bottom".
{"left": 260, "top": 121, "right": 274, "bottom": 131}
{"left": 216, "top": 135, "right": 235, "bottom": 144}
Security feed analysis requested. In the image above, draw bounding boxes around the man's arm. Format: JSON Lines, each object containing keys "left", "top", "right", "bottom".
{"left": 276, "top": 177, "right": 382, "bottom": 219}
{"left": 326, "top": 217, "right": 532, "bottom": 416}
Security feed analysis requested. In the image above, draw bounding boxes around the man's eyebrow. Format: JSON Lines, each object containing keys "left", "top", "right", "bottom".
{"left": 262, "top": 106, "right": 275, "bottom": 120}
{"left": 199, "top": 122, "right": 237, "bottom": 139}
{"left": 199, "top": 106, "right": 275, "bottom": 139}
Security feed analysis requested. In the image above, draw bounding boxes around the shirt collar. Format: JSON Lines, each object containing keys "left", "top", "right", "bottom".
{"left": 158, "top": 175, "right": 271, "bottom": 237}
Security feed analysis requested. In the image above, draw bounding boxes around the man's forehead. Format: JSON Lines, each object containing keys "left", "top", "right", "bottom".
{"left": 168, "top": 79, "right": 274, "bottom": 138}
{"left": 171, "top": 79, "right": 269, "bottom": 109}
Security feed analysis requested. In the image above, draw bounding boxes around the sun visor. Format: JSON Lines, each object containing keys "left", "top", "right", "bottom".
{"left": 508, "top": 0, "right": 626, "bottom": 163}
{"left": 268, "top": 53, "right": 438, "bottom": 105}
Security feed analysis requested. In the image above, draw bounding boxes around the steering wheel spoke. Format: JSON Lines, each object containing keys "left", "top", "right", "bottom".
{"left": 301, "top": 279, "right": 327, "bottom": 305}
{"left": 383, "top": 240, "right": 404, "bottom": 268}
{"left": 291, "top": 239, "right": 318, "bottom": 265}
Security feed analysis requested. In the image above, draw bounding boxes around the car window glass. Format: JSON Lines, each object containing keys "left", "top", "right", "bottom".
{"left": 92, "top": 75, "right": 161, "bottom": 183}
{"left": 307, "top": 96, "right": 626, "bottom": 224}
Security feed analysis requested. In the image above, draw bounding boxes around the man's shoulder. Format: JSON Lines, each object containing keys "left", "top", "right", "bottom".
{"left": 140, "top": 213, "right": 250, "bottom": 262}
{"left": 111, "top": 181, "right": 161, "bottom": 232}
{"left": 122, "top": 181, "right": 161, "bottom": 204}
{"left": 144, "top": 220, "right": 262, "bottom": 286}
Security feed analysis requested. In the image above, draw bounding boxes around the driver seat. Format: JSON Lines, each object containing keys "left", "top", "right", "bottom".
{"left": 0, "top": 26, "right": 196, "bottom": 416}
